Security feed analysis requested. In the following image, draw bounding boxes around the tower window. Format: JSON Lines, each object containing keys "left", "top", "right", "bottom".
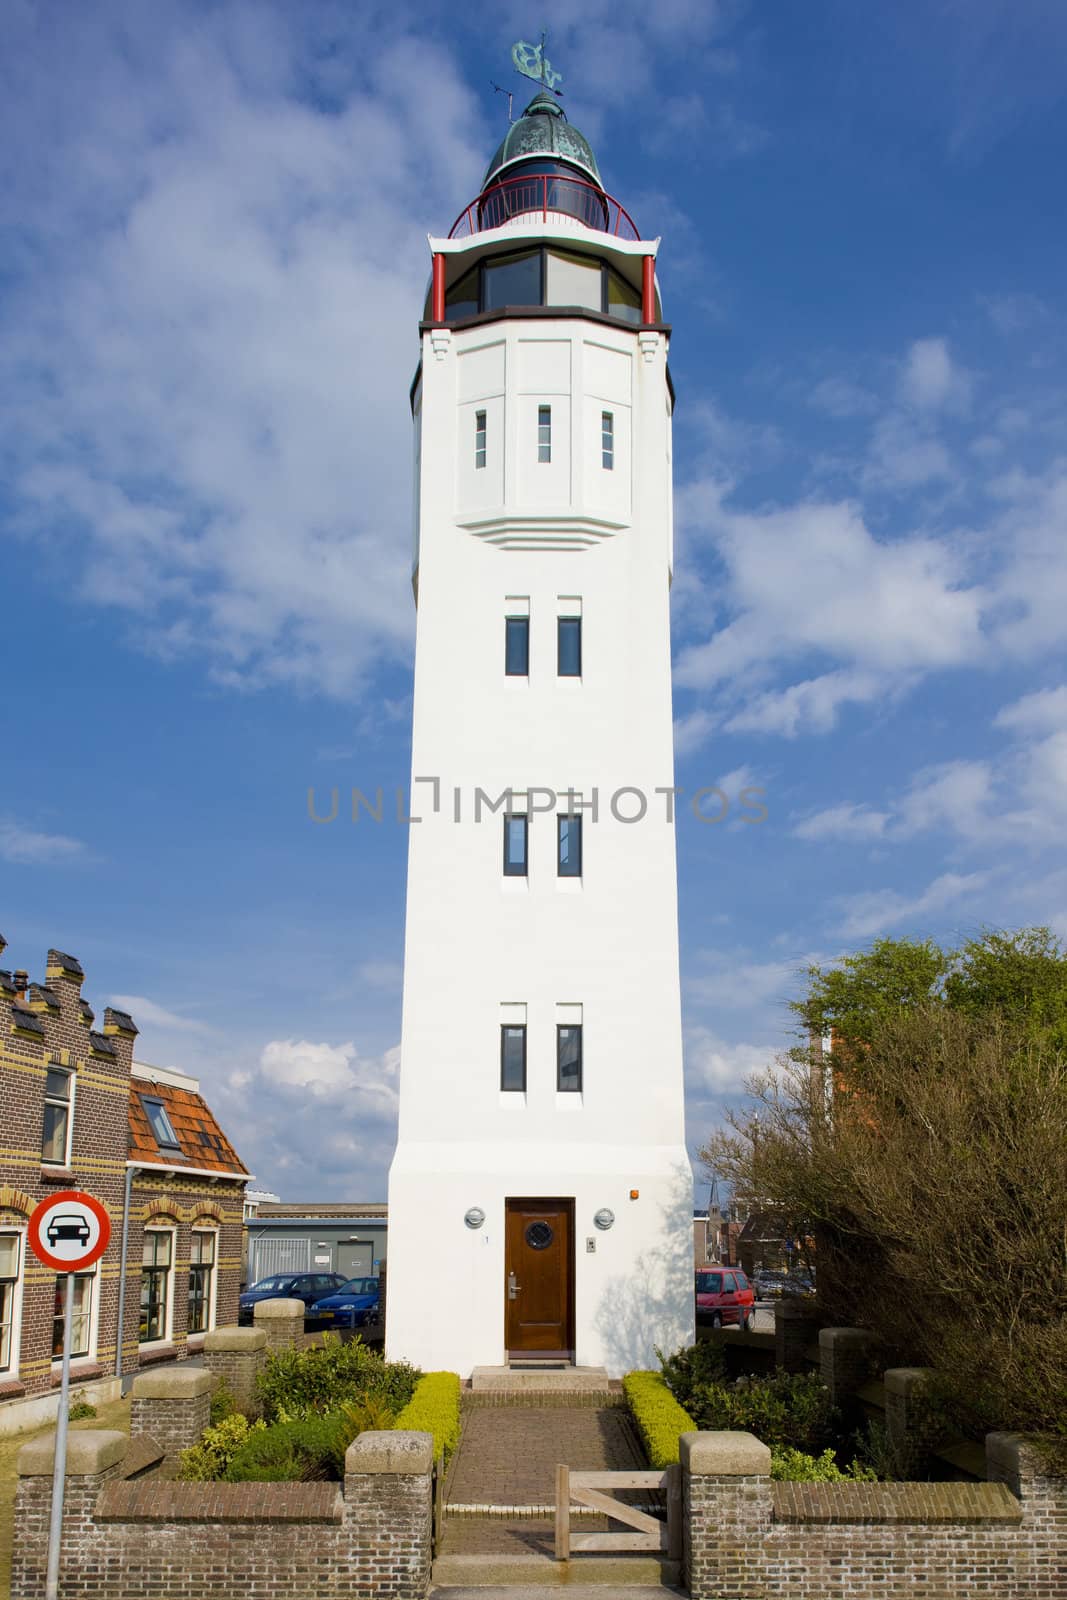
{"left": 504, "top": 814, "right": 528, "bottom": 877}
{"left": 505, "top": 616, "right": 529, "bottom": 676}
{"left": 501, "top": 1025, "right": 527, "bottom": 1092}
{"left": 558, "top": 815, "right": 582, "bottom": 877}
{"left": 538, "top": 406, "right": 552, "bottom": 463}
{"left": 602, "top": 412, "right": 614, "bottom": 470}
{"left": 557, "top": 1025, "right": 583, "bottom": 1093}
{"left": 558, "top": 616, "right": 582, "bottom": 677}
{"left": 475, "top": 410, "right": 487, "bottom": 469}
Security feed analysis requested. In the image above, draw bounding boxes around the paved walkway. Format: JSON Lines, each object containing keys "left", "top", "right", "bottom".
{"left": 446, "top": 1405, "right": 646, "bottom": 1509}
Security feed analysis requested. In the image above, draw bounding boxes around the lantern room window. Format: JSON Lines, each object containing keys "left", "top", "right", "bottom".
{"left": 434, "top": 248, "right": 648, "bottom": 326}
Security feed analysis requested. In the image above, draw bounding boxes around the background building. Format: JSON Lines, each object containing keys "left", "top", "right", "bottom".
{"left": 244, "top": 1201, "right": 387, "bottom": 1286}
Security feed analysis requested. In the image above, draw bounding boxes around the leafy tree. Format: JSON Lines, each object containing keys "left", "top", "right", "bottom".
{"left": 702, "top": 929, "right": 1067, "bottom": 1469}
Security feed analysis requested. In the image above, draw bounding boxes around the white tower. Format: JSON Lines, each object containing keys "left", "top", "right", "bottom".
{"left": 387, "top": 79, "right": 693, "bottom": 1377}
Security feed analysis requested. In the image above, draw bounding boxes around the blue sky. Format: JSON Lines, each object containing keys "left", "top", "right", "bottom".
{"left": 2, "top": 0, "right": 1066, "bottom": 1202}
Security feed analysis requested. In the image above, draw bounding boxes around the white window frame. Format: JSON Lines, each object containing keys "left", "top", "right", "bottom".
{"left": 140, "top": 1226, "right": 176, "bottom": 1347}
{"left": 42, "top": 1065, "right": 75, "bottom": 1167}
{"left": 0, "top": 1229, "right": 25, "bottom": 1376}
{"left": 51, "top": 1263, "right": 99, "bottom": 1367}
{"left": 187, "top": 1227, "right": 219, "bottom": 1336}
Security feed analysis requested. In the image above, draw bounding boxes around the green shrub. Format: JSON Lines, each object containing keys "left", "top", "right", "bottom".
{"left": 656, "top": 1341, "right": 727, "bottom": 1412}
{"left": 256, "top": 1334, "right": 420, "bottom": 1423}
{"left": 178, "top": 1414, "right": 266, "bottom": 1481}
{"left": 623, "top": 1371, "right": 696, "bottom": 1469}
{"left": 68, "top": 1400, "right": 97, "bottom": 1421}
{"left": 209, "top": 1382, "right": 237, "bottom": 1425}
{"left": 340, "top": 1394, "right": 397, "bottom": 1437}
{"left": 771, "top": 1445, "right": 877, "bottom": 1482}
{"left": 660, "top": 1357, "right": 837, "bottom": 1456}
{"left": 395, "top": 1372, "right": 461, "bottom": 1463}
{"left": 224, "top": 1412, "right": 359, "bottom": 1483}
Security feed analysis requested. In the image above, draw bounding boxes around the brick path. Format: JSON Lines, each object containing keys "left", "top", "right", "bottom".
{"left": 446, "top": 1405, "right": 646, "bottom": 1509}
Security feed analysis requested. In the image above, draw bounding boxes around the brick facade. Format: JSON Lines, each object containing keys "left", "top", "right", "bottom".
{"left": 0, "top": 937, "right": 247, "bottom": 1419}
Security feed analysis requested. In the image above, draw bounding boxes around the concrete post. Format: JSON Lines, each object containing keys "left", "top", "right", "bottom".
{"left": 344, "top": 1431, "right": 434, "bottom": 1600}
{"left": 254, "top": 1296, "right": 306, "bottom": 1351}
{"left": 681, "top": 1430, "right": 771, "bottom": 1600}
{"left": 130, "top": 1367, "right": 215, "bottom": 1467}
{"left": 202, "top": 1325, "right": 268, "bottom": 1416}
{"left": 819, "top": 1327, "right": 880, "bottom": 1409}
{"left": 884, "top": 1367, "right": 943, "bottom": 1478}
{"left": 11, "top": 1431, "right": 128, "bottom": 1600}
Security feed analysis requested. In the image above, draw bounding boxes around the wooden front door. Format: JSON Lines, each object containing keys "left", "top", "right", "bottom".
{"left": 505, "top": 1199, "right": 574, "bottom": 1358}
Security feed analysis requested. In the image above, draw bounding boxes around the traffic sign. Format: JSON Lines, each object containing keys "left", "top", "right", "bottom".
{"left": 28, "top": 1191, "right": 111, "bottom": 1274}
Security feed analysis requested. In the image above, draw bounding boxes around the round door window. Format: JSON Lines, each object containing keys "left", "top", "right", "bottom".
{"left": 525, "top": 1221, "right": 554, "bottom": 1250}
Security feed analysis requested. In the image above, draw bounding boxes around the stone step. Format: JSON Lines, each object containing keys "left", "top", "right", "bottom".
{"left": 470, "top": 1366, "right": 612, "bottom": 1394}
{"left": 431, "top": 1555, "right": 682, "bottom": 1587}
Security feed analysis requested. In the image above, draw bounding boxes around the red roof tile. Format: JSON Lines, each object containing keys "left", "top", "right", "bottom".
{"left": 128, "top": 1080, "right": 248, "bottom": 1178}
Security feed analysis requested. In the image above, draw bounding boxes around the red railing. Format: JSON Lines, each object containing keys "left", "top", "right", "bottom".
{"left": 449, "top": 172, "right": 641, "bottom": 241}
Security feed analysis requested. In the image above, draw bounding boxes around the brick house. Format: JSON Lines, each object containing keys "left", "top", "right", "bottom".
{"left": 0, "top": 937, "right": 248, "bottom": 1428}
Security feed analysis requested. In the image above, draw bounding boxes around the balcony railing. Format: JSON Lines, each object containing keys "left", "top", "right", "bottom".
{"left": 449, "top": 173, "right": 641, "bottom": 241}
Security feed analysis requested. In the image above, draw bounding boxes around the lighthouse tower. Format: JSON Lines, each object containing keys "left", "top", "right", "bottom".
{"left": 386, "top": 65, "right": 693, "bottom": 1377}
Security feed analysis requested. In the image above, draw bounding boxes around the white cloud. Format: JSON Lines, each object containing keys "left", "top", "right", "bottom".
{"left": 722, "top": 670, "right": 891, "bottom": 737}
{"left": 684, "top": 1027, "right": 779, "bottom": 1092}
{"left": 899, "top": 337, "right": 971, "bottom": 414}
{"left": 111, "top": 995, "right": 208, "bottom": 1034}
{"left": 809, "top": 377, "right": 878, "bottom": 419}
{"left": 836, "top": 870, "right": 990, "bottom": 938}
{"left": 793, "top": 803, "right": 890, "bottom": 842}
{"left": 357, "top": 961, "right": 403, "bottom": 992}
{"left": 686, "top": 954, "right": 808, "bottom": 1014}
{"left": 260, "top": 1038, "right": 399, "bottom": 1115}
{"left": 0, "top": 818, "right": 87, "bottom": 866}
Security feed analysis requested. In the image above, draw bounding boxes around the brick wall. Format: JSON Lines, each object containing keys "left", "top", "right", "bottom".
{"left": 11, "top": 1429, "right": 434, "bottom": 1600}
{"left": 683, "top": 1429, "right": 1067, "bottom": 1600}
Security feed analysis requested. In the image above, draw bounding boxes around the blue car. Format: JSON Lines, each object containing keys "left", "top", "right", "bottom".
{"left": 308, "top": 1276, "right": 381, "bottom": 1331}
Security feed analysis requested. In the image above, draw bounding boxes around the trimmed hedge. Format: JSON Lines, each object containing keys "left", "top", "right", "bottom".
{"left": 394, "top": 1371, "right": 462, "bottom": 1463}
{"left": 623, "top": 1370, "right": 696, "bottom": 1469}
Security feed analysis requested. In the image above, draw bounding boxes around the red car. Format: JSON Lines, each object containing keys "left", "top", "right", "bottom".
{"left": 695, "top": 1266, "right": 756, "bottom": 1330}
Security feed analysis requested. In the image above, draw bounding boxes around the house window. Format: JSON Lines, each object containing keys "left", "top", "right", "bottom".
{"left": 558, "top": 617, "right": 582, "bottom": 677}
{"left": 42, "top": 1067, "right": 73, "bottom": 1165}
{"left": 475, "top": 410, "right": 487, "bottom": 469}
{"left": 504, "top": 814, "right": 528, "bottom": 877}
{"left": 141, "top": 1096, "right": 181, "bottom": 1151}
{"left": 557, "top": 1025, "right": 583, "bottom": 1093}
{"left": 140, "top": 1230, "right": 173, "bottom": 1343}
{"left": 0, "top": 1234, "right": 20, "bottom": 1372}
{"left": 538, "top": 405, "right": 552, "bottom": 463}
{"left": 501, "top": 1025, "right": 527, "bottom": 1092}
{"left": 505, "top": 616, "right": 529, "bottom": 676}
{"left": 188, "top": 1231, "right": 216, "bottom": 1335}
{"left": 558, "top": 814, "right": 582, "bottom": 877}
{"left": 602, "top": 411, "right": 614, "bottom": 470}
{"left": 52, "top": 1271, "right": 93, "bottom": 1359}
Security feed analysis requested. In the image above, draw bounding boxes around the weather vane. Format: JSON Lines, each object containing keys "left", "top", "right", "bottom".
{"left": 511, "top": 32, "right": 563, "bottom": 96}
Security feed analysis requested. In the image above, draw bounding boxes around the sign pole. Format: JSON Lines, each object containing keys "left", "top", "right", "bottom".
{"left": 44, "top": 1271, "right": 75, "bottom": 1600}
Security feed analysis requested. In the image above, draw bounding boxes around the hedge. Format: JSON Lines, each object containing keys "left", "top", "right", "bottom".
{"left": 623, "top": 1370, "right": 696, "bottom": 1469}
{"left": 394, "top": 1371, "right": 462, "bottom": 1463}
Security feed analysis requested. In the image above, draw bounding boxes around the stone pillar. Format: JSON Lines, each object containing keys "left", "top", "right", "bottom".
{"left": 987, "top": 1431, "right": 1067, "bottom": 1578}
{"left": 130, "top": 1366, "right": 215, "bottom": 1467}
{"left": 774, "top": 1297, "right": 821, "bottom": 1372}
{"left": 681, "top": 1430, "right": 771, "bottom": 1600}
{"left": 819, "top": 1327, "right": 879, "bottom": 1410}
{"left": 343, "top": 1430, "right": 433, "bottom": 1600}
{"left": 884, "top": 1366, "right": 943, "bottom": 1478}
{"left": 11, "top": 1430, "right": 128, "bottom": 1600}
{"left": 202, "top": 1325, "right": 268, "bottom": 1416}
{"left": 254, "top": 1295, "right": 306, "bottom": 1351}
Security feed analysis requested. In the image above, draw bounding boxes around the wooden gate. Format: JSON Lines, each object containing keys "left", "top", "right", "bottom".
{"left": 554, "top": 1465, "right": 681, "bottom": 1560}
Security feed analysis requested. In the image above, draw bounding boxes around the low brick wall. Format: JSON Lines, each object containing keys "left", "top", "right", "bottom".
{"left": 129, "top": 1366, "right": 215, "bottom": 1468}
{"left": 12, "top": 1429, "right": 434, "bottom": 1600}
{"left": 683, "top": 1429, "right": 1066, "bottom": 1600}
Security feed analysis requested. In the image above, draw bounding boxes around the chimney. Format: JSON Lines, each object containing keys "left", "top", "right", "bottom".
{"left": 13, "top": 971, "right": 29, "bottom": 998}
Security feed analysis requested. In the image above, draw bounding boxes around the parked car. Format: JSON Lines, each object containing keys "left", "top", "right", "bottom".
{"left": 695, "top": 1267, "right": 756, "bottom": 1330}
{"left": 238, "top": 1271, "right": 347, "bottom": 1325}
{"left": 308, "top": 1276, "right": 381, "bottom": 1331}
{"left": 781, "top": 1271, "right": 816, "bottom": 1297}
{"left": 753, "top": 1269, "right": 789, "bottom": 1299}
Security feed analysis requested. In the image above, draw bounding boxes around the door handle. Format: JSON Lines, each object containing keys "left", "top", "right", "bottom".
{"left": 508, "top": 1271, "right": 521, "bottom": 1300}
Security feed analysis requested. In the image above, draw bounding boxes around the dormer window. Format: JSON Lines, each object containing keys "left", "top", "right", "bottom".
{"left": 141, "top": 1096, "right": 180, "bottom": 1152}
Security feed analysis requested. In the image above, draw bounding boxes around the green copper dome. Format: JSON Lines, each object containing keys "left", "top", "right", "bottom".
{"left": 482, "top": 90, "right": 603, "bottom": 189}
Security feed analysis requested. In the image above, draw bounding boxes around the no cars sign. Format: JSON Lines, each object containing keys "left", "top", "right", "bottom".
{"left": 28, "top": 1191, "right": 111, "bottom": 1273}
